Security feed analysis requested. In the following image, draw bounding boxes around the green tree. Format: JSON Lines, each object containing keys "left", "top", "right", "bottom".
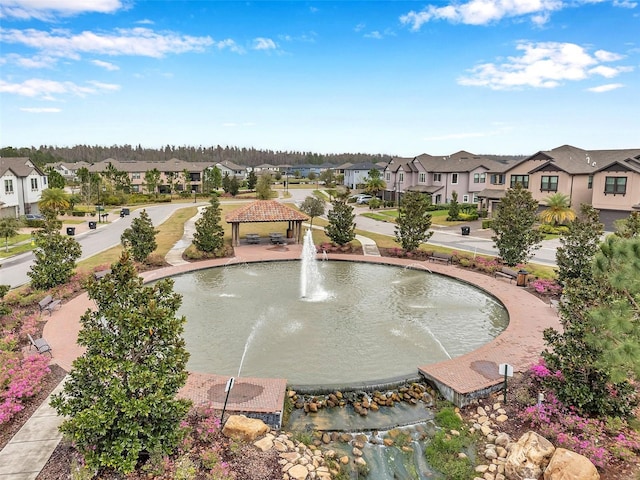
{"left": 39, "top": 188, "right": 70, "bottom": 217}
{"left": 121, "top": 210, "right": 157, "bottom": 263}
{"left": 51, "top": 250, "right": 191, "bottom": 474}
{"left": 395, "top": 191, "right": 433, "bottom": 252}
{"left": 364, "top": 168, "right": 385, "bottom": 198}
{"left": 0, "top": 217, "right": 19, "bottom": 252}
{"left": 325, "top": 200, "right": 356, "bottom": 246}
{"left": 181, "top": 169, "right": 191, "bottom": 194}
{"left": 255, "top": 173, "right": 272, "bottom": 200}
{"left": 542, "top": 235, "right": 639, "bottom": 418}
{"left": 319, "top": 169, "right": 335, "bottom": 187}
{"left": 614, "top": 211, "right": 640, "bottom": 238}
{"left": 46, "top": 168, "right": 66, "bottom": 189}
{"left": 211, "top": 166, "right": 222, "bottom": 190}
{"left": 308, "top": 171, "right": 317, "bottom": 182}
{"left": 0, "top": 285, "right": 11, "bottom": 317}
{"left": 247, "top": 170, "right": 258, "bottom": 190}
{"left": 447, "top": 191, "right": 460, "bottom": 221}
{"left": 555, "top": 204, "right": 603, "bottom": 286}
{"left": 539, "top": 192, "right": 576, "bottom": 226}
{"left": 144, "top": 168, "right": 161, "bottom": 197}
{"left": 28, "top": 218, "right": 81, "bottom": 290}
{"left": 228, "top": 175, "right": 240, "bottom": 196}
{"left": 300, "top": 196, "right": 325, "bottom": 228}
{"left": 192, "top": 196, "right": 225, "bottom": 253}
{"left": 491, "top": 183, "right": 543, "bottom": 266}
{"left": 76, "top": 167, "right": 91, "bottom": 203}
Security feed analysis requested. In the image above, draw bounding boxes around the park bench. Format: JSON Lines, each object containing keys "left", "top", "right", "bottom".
{"left": 93, "top": 269, "right": 112, "bottom": 280}
{"left": 245, "top": 233, "right": 260, "bottom": 245}
{"left": 28, "top": 333, "right": 52, "bottom": 357}
{"left": 38, "top": 295, "right": 61, "bottom": 316}
{"left": 428, "top": 252, "right": 453, "bottom": 265}
{"left": 494, "top": 267, "right": 519, "bottom": 283}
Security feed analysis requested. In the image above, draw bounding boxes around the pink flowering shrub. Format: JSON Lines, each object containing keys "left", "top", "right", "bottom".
{"left": 530, "top": 278, "right": 562, "bottom": 296}
{"left": 518, "top": 391, "right": 640, "bottom": 468}
{"left": 0, "top": 352, "right": 50, "bottom": 424}
{"left": 473, "top": 256, "right": 500, "bottom": 273}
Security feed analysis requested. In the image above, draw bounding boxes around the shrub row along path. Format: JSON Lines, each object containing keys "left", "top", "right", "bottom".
{"left": 0, "top": 202, "right": 559, "bottom": 479}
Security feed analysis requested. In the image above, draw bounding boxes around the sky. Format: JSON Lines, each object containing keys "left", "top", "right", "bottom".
{"left": 0, "top": 0, "right": 638, "bottom": 157}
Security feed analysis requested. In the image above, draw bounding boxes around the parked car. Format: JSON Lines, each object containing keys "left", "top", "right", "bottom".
{"left": 25, "top": 213, "right": 45, "bottom": 220}
{"left": 356, "top": 195, "right": 373, "bottom": 204}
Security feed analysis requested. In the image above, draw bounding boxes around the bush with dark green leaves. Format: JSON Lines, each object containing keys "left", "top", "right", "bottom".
{"left": 28, "top": 219, "right": 81, "bottom": 290}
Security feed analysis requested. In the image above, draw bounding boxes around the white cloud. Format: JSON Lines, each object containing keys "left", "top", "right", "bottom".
{"left": 253, "top": 37, "right": 277, "bottom": 51}
{"left": 0, "top": 77, "right": 120, "bottom": 99}
{"left": 0, "top": 27, "right": 215, "bottom": 59}
{"left": 3, "top": 53, "right": 56, "bottom": 68}
{"left": 613, "top": 0, "right": 638, "bottom": 7}
{"left": 458, "top": 41, "right": 632, "bottom": 90}
{"left": 364, "top": 31, "right": 383, "bottom": 39}
{"left": 20, "top": 107, "right": 62, "bottom": 113}
{"left": 587, "top": 83, "right": 624, "bottom": 92}
{"left": 400, "top": 0, "right": 563, "bottom": 28}
{"left": 0, "top": 0, "right": 123, "bottom": 20}
{"left": 215, "top": 39, "right": 244, "bottom": 54}
{"left": 91, "top": 59, "right": 119, "bottom": 71}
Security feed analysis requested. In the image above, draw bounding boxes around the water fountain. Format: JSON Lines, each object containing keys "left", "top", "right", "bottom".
{"left": 300, "top": 229, "right": 327, "bottom": 300}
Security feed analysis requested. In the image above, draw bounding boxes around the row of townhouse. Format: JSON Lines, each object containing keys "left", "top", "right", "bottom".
{"left": 3, "top": 144, "right": 638, "bottom": 224}
{"left": 384, "top": 145, "right": 640, "bottom": 226}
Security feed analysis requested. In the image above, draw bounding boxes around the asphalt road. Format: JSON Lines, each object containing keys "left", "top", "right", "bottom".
{"left": 1, "top": 190, "right": 559, "bottom": 289}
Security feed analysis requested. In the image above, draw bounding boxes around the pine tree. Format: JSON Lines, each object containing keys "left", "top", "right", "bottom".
{"left": 491, "top": 183, "right": 543, "bottom": 266}
{"left": 51, "top": 251, "right": 191, "bottom": 474}
{"left": 325, "top": 200, "right": 355, "bottom": 246}
{"left": 395, "top": 191, "right": 433, "bottom": 252}
{"left": 192, "top": 195, "right": 225, "bottom": 253}
{"left": 121, "top": 210, "right": 157, "bottom": 263}
{"left": 447, "top": 191, "right": 460, "bottom": 221}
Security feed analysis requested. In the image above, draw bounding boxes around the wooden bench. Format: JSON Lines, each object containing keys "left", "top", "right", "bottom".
{"left": 38, "top": 295, "right": 61, "bottom": 316}
{"left": 428, "top": 252, "right": 453, "bottom": 265}
{"left": 245, "top": 234, "right": 260, "bottom": 245}
{"left": 494, "top": 267, "right": 519, "bottom": 283}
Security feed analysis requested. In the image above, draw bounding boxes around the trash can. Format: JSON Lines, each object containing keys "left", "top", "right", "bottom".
{"left": 120, "top": 210, "right": 126, "bottom": 218}
{"left": 88, "top": 221, "right": 97, "bottom": 230}
{"left": 66, "top": 227, "right": 76, "bottom": 236}
{"left": 517, "top": 269, "right": 528, "bottom": 287}
{"left": 461, "top": 226, "right": 470, "bottom": 236}
{"left": 286, "top": 228, "right": 293, "bottom": 238}
{"left": 121, "top": 208, "right": 130, "bottom": 216}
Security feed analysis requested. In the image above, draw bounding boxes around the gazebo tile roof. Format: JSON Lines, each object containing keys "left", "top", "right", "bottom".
{"left": 225, "top": 200, "right": 309, "bottom": 223}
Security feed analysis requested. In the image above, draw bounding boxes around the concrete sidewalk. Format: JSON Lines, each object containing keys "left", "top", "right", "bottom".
{"left": 0, "top": 378, "right": 66, "bottom": 480}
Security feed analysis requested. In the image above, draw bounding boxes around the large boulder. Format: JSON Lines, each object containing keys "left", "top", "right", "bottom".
{"left": 222, "top": 415, "right": 269, "bottom": 442}
{"left": 505, "top": 431, "right": 555, "bottom": 480}
{"left": 543, "top": 448, "right": 600, "bottom": 480}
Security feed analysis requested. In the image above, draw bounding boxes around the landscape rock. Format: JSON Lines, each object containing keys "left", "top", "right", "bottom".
{"left": 221, "top": 415, "right": 269, "bottom": 442}
{"left": 505, "top": 431, "right": 555, "bottom": 480}
{"left": 543, "top": 448, "right": 600, "bottom": 480}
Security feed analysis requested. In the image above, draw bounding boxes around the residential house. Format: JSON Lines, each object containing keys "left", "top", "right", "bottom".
{"left": 51, "top": 161, "right": 92, "bottom": 181}
{"left": 213, "top": 160, "right": 247, "bottom": 181}
{"left": 343, "top": 162, "right": 385, "bottom": 190}
{"left": 384, "top": 151, "right": 504, "bottom": 206}
{"left": 476, "top": 145, "right": 640, "bottom": 228}
{"left": 0, "top": 157, "right": 48, "bottom": 218}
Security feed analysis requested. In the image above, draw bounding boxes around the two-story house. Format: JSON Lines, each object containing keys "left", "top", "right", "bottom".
{"left": 343, "top": 162, "right": 386, "bottom": 190}
{"left": 0, "top": 157, "right": 48, "bottom": 218}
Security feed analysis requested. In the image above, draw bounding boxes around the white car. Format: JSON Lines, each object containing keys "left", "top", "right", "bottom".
{"left": 356, "top": 195, "right": 373, "bottom": 204}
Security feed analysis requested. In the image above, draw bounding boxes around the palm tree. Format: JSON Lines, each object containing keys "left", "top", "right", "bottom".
{"left": 0, "top": 217, "right": 19, "bottom": 252}
{"left": 39, "top": 188, "right": 71, "bottom": 218}
{"left": 539, "top": 192, "right": 576, "bottom": 226}
{"left": 364, "top": 169, "right": 386, "bottom": 198}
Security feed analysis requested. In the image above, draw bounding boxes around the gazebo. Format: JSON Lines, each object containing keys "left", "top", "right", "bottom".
{"left": 225, "top": 200, "right": 309, "bottom": 247}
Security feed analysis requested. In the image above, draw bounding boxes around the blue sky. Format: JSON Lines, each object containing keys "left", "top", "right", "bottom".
{"left": 1, "top": 0, "right": 638, "bottom": 156}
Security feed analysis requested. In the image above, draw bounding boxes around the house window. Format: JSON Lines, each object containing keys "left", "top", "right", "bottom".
{"left": 132, "top": 172, "right": 141, "bottom": 180}
{"left": 472, "top": 193, "right": 479, "bottom": 203}
{"left": 473, "top": 173, "right": 486, "bottom": 183}
{"left": 491, "top": 174, "right": 505, "bottom": 185}
{"left": 540, "top": 175, "right": 558, "bottom": 192}
{"left": 398, "top": 172, "right": 404, "bottom": 182}
{"left": 434, "top": 194, "right": 442, "bottom": 204}
{"left": 510, "top": 175, "right": 529, "bottom": 188}
{"left": 604, "top": 176, "right": 627, "bottom": 195}
{"left": 463, "top": 194, "right": 469, "bottom": 202}
{"left": 131, "top": 185, "right": 140, "bottom": 193}
{"left": 31, "top": 178, "right": 38, "bottom": 190}
{"left": 451, "top": 173, "right": 458, "bottom": 184}
{"left": 433, "top": 173, "right": 441, "bottom": 182}
{"left": 4, "top": 179, "right": 13, "bottom": 194}
{"left": 588, "top": 175, "right": 593, "bottom": 189}
{"left": 419, "top": 172, "right": 426, "bottom": 183}
{"left": 386, "top": 172, "right": 390, "bottom": 181}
